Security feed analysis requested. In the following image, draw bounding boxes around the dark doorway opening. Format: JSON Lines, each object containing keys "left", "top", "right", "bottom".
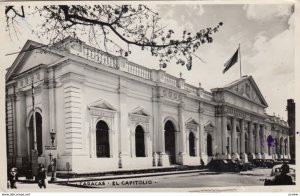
{"left": 189, "top": 132, "right": 196, "bottom": 157}
{"left": 135, "top": 125, "right": 145, "bottom": 157}
{"left": 96, "top": 120, "right": 110, "bottom": 158}
{"left": 207, "top": 134, "right": 212, "bottom": 156}
{"left": 164, "top": 120, "right": 176, "bottom": 164}
{"left": 29, "top": 112, "right": 43, "bottom": 156}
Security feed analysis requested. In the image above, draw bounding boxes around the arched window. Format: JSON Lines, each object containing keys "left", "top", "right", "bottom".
{"left": 135, "top": 125, "right": 145, "bottom": 157}
{"left": 207, "top": 134, "right": 212, "bottom": 156}
{"left": 96, "top": 120, "right": 110, "bottom": 158}
{"left": 29, "top": 112, "right": 43, "bottom": 156}
{"left": 189, "top": 132, "right": 196, "bottom": 157}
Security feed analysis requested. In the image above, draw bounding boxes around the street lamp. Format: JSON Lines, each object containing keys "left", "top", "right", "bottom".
{"left": 49, "top": 129, "right": 57, "bottom": 182}
{"left": 50, "top": 129, "right": 56, "bottom": 147}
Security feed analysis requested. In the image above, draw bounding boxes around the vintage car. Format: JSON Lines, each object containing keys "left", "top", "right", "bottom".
{"left": 207, "top": 159, "right": 241, "bottom": 172}
{"left": 252, "top": 159, "right": 267, "bottom": 167}
{"left": 264, "top": 164, "right": 295, "bottom": 185}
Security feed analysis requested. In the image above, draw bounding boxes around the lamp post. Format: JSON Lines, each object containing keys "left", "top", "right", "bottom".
{"left": 49, "top": 130, "right": 57, "bottom": 182}
{"left": 50, "top": 129, "right": 56, "bottom": 147}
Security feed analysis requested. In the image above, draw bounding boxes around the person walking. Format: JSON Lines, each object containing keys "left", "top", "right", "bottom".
{"left": 37, "top": 164, "right": 47, "bottom": 189}
{"left": 8, "top": 166, "right": 18, "bottom": 189}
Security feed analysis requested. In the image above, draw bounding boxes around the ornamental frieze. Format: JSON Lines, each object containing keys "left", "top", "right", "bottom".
{"left": 216, "top": 106, "right": 246, "bottom": 118}
{"left": 129, "top": 114, "right": 150, "bottom": 123}
{"left": 186, "top": 123, "right": 198, "bottom": 130}
{"left": 216, "top": 105, "right": 267, "bottom": 123}
{"left": 17, "top": 71, "right": 43, "bottom": 89}
{"left": 162, "top": 88, "right": 182, "bottom": 101}
{"left": 90, "top": 110, "right": 115, "bottom": 118}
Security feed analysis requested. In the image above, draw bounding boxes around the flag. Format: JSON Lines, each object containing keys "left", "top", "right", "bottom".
{"left": 223, "top": 47, "right": 239, "bottom": 74}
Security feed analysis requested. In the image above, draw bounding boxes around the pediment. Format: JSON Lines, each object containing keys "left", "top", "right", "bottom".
{"left": 224, "top": 76, "right": 268, "bottom": 107}
{"left": 88, "top": 99, "right": 117, "bottom": 111}
{"left": 186, "top": 117, "right": 199, "bottom": 125}
{"left": 130, "top": 107, "right": 150, "bottom": 116}
{"left": 6, "top": 40, "right": 63, "bottom": 82}
{"left": 204, "top": 121, "right": 214, "bottom": 128}
{"left": 204, "top": 121, "right": 215, "bottom": 131}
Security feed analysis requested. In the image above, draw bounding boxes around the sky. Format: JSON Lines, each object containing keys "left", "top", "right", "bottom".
{"left": 0, "top": 2, "right": 296, "bottom": 120}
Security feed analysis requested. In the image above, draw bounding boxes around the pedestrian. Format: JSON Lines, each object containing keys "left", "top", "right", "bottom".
{"left": 272, "top": 162, "right": 294, "bottom": 185}
{"left": 8, "top": 167, "right": 18, "bottom": 189}
{"left": 37, "top": 163, "right": 47, "bottom": 189}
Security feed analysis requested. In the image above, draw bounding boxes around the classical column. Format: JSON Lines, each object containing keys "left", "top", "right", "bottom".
{"left": 248, "top": 121, "right": 255, "bottom": 160}
{"left": 240, "top": 119, "right": 248, "bottom": 162}
{"left": 109, "top": 129, "right": 114, "bottom": 158}
{"left": 195, "top": 135, "right": 200, "bottom": 158}
{"left": 41, "top": 83, "right": 50, "bottom": 155}
{"left": 178, "top": 102, "right": 187, "bottom": 164}
{"left": 15, "top": 91, "right": 27, "bottom": 167}
{"left": 287, "top": 137, "right": 291, "bottom": 159}
{"left": 261, "top": 124, "right": 267, "bottom": 159}
{"left": 231, "top": 116, "right": 239, "bottom": 159}
{"left": 145, "top": 131, "right": 151, "bottom": 157}
{"left": 130, "top": 131, "right": 135, "bottom": 157}
{"left": 198, "top": 102, "right": 207, "bottom": 163}
{"left": 255, "top": 123, "right": 262, "bottom": 159}
{"left": 157, "top": 100, "right": 169, "bottom": 166}
{"left": 118, "top": 80, "right": 129, "bottom": 168}
{"left": 221, "top": 115, "right": 228, "bottom": 159}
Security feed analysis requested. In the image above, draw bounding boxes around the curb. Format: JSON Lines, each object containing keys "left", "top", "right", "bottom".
{"left": 18, "top": 169, "right": 219, "bottom": 184}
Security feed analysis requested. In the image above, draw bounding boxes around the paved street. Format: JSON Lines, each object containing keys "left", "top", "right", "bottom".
{"left": 8, "top": 168, "right": 272, "bottom": 190}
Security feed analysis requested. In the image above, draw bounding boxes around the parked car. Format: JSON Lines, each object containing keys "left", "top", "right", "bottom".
{"left": 264, "top": 159, "right": 275, "bottom": 168}
{"left": 233, "top": 159, "right": 254, "bottom": 171}
{"left": 264, "top": 164, "right": 295, "bottom": 185}
{"left": 207, "top": 159, "right": 240, "bottom": 172}
{"left": 252, "top": 159, "right": 266, "bottom": 167}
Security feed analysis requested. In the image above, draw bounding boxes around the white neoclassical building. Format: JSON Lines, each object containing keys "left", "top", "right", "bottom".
{"left": 5, "top": 37, "right": 290, "bottom": 173}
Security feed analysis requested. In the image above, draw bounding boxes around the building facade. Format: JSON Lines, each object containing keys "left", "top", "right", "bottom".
{"left": 5, "top": 38, "right": 291, "bottom": 173}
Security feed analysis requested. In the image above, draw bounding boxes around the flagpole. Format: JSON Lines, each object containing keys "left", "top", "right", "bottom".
{"left": 239, "top": 43, "right": 242, "bottom": 78}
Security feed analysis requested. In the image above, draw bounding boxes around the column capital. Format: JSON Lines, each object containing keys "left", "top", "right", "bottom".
{"left": 15, "top": 90, "right": 26, "bottom": 97}
{"left": 179, "top": 102, "right": 185, "bottom": 108}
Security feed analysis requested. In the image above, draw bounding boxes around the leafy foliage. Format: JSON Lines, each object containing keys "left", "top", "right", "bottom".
{"left": 5, "top": 5, "right": 223, "bottom": 70}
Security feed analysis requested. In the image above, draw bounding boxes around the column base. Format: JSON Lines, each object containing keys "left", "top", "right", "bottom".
{"left": 241, "top": 153, "right": 248, "bottom": 163}
{"left": 282, "top": 154, "right": 290, "bottom": 160}
{"left": 273, "top": 154, "right": 278, "bottom": 159}
{"left": 255, "top": 153, "right": 262, "bottom": 159}
{"left": 118, "top": 153, "right": 130, "bottom": 168}
{"left": 231, "top": 153, "right": 240, "bottom": 160}
{"left": 152, "top": 153, "right": 159, "bottom": 167}
{"left": 200, "top": 153, "right": 208, "bottom": 165}
{"left": 177, "top": 152, "right": 188, "bottom": 165}
{"left": 248, "top": 153, "right": 256, "bottom": 161}
{"left": 220, "top": 153, "right": 230, "bottom": 159}
{"left": 158, "top": 153, "right": 170, "bottom": 166}
{"left": 262, "top": 153, "right": 272, "bottom": 160}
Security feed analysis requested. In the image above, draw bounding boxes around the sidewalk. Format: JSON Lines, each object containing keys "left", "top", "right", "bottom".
{"left": 18, "top": 168, "right": 218, "bottom": 184}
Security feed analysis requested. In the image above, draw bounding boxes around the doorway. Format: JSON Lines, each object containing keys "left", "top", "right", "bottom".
{"left": 164, "top": 120, "right": 176, "bottom": 164}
